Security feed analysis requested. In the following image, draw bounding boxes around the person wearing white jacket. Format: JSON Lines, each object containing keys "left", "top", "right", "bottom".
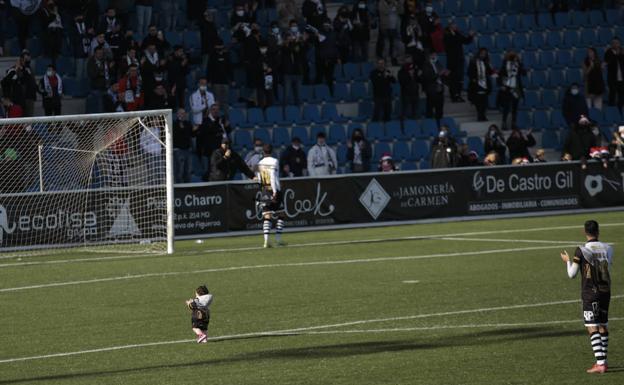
{"left": 189, "top": 78, "right": 215, "bottom": 126}
{"left": 307, "top": 131, "right": 337, "bottom": 176}
{"left": 185, "top": 285, "right": 214, "bottom": 344}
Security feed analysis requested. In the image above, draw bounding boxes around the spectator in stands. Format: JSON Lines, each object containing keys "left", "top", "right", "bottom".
{"left": 231, "top": 4, "right": 256, "bottom": 42}
{"left": 378, "top": 153, "right": 398, "bottom": 172}
{"left": 199, "top": 10, "right": 219, "bottom": 69}
{"left": 142, "top": 25, "right": 170, "bottom": 56}
{"left": 135, "top": 0, "right": 154, "bottom": 36}
{"left": 377, "top": 0, "right": 400, "bottom": 65}
{"left": 190, "top": 78, "right": 215, "bottom": 127}
{"left": 159, "top": 0, "right": 179, "bottom": 32}
{"left": 370, "top": 59, "right": 396, "bottom": 122}
{"left": 468, "top": 48, "right": 495, "bottom": 122}
{"left": 140, "top": 123, "right": 164, "bottom": 183}
{"left": 167, "top": 46, "right": 190, "bottom": 109}
{"left": 562, "top": 116, "right": 598, "bottom": 160}
{"left": 187, "top": 0, "right": 208, "bottom": 27}
{"left": 119, "top": 46, "right": 140, "bottom": 79}
{"left": 281, "top": 31, "right": 307, "bottom": 106}
{"left": 333, "top": 5, "right": 353, "bottom": 63}
{"left": 90, "top": 31, "right": 113, "bottom": 59}
{"left": 484, "top": 124, "right": 507, "bottom": 165}
{"left": 145, "top": 83, "right": 174, "bottom": 110}
{"left": 562, "top": 83, "right": 589, "bottom": 128}
{"left": 99, "top": 6, "right": 121, "bottom": 35}
{"left": 497, "top": 51, "right": 525, "bottom": 130}
{"left": 208, "top": 40, "right": 233, "bottom": 108}
{"left": 302, "top": 0, "right": 328, "bottom": 30}
{"left": 10, "top": 0, "right": 40, "bottom": 50}
{"left": 107, "top": 23, "right": 125, "bottom": 61}
{"left": 400, "top": 11, "right": 425, "bottom": 69}
{"left": 109, "top": 0, "right": 133, "bottom": 27}
{"left": 38, "top": 65, "right": 63, "bottom": 116}
{"left": 104, "top": 82, "right": 124, "bottom": 112}
{"left": 243, "top": 25, "right": 263, "bottom": 100}
{"left": 40, "top": 1, "right": 63, "bottom": 63}
{"left": 256, "top": 42, "right": 276, "bottom": 108}
{"left": 198, "top": 103, "right": 231, "bottom": 180}
{"left": 483, "top": 151, "right": 500, "bottom": 166}
{"left": 117, "top": 64, "right": 144, "bottom": 111}
{"left": 347, "top": 128, "right": 372, "bottom": 173}
{"left": 417, "top": 2, "right": 438, "bottom": 53}
{"left": 444, "top": 21, "right": 475, "bottom": 103}
{"left": 173, "top": 108, "right": 196, "bottom": 183}
{"left": 457, "top": 146, "right": 481, "bottom": 167}
{"left": 209, "top": 138, "right": 254, "bottom": 181}
{"left": 307, "top": 132, "right": 337, "bottom": 176}
{"left": 277, "top": 1, "right": 299, "bottom": 29}
{"left": 398, "top": 59, "right": 420, "bottom": 120}
{"left": 609, "top": 126, "right": 624, "bottom": 158}
{"left": 314, "top": 20, "right": 339, "bottom": 95}
{"left": 1, "top": 96, "right": 24, "bottom": 118}
{"left": 69, "top": 13, "right": 94, "bottom": 80}
{"left": 350, "top": 1, "right": 371, "bottom": 62}
{"left": 534, "top": 148, "right": 547, "bottom": 163}
{"left": 267, "top": 21, "right": 283, "bottom": 58}
{"left": 506, "top": 126, "right": 536, "bottom": 163}
{"left": 280, "top": 137, "right": 307, "bottom": 177}
{"left": 583, "top": 47, "right": 605, "bottom": 110}
{"left": 245, "top": 138, "right": 264, "bottom": 172}
{"left": 430, "top": 130, "right": 458, "bottom": 169}
{"left": 430, "top": 17, "right": 445, "bottom": 54}
{"left": 422, "top": 52, "right": 448, "bottom": 124}
{"left": 1, "top": 54, "right": 36, "bottom": 116}
{"left": 604, "top": 37, "right": 624, "bottom": 110}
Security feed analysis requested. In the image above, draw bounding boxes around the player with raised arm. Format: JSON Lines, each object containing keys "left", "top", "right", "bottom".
{"left": 257, "top": 144, "right": 286, "bottom": 248}
{"left": 560, "top": 220, "right": 613, "bottom": 374}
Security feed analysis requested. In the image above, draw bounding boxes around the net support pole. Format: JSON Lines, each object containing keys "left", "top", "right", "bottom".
{"left": 164, "top": 110, "right": 175, "bottom": 254}
{"left": 38, "top": 145, "right": 44, "bottom": 192}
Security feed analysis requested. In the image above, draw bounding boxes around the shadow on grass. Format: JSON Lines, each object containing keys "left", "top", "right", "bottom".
{"left": 0, "top": 327, "right": 596, "bottom": 384}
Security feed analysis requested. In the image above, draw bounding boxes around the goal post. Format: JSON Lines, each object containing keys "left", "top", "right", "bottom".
{"left": 0, "top": 109, "right": 175, "bottom": 255}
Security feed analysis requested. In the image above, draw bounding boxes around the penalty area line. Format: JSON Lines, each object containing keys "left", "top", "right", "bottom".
{"left": 0, "top": 295, "right": 622, "bottom": 364}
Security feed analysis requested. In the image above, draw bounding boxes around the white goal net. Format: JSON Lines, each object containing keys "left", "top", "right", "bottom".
{"left": 0, "top": 110, "right": 174, "bottom": 255}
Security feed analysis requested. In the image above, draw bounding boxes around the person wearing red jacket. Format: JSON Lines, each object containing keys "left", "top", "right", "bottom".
{"left": 1, "top": 96, "right": 24, "bottom": 118}
{"left": 117, "top": 64, "right": 144, "bottom": 111}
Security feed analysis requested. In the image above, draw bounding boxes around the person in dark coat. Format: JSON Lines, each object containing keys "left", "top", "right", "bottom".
{"left": 68, "top": 13, "right": 94, "bottom": 80}
{"left": 430, "top": 130, "right": 458, "bottom": 169}
{"left": 443, "top": 21, "right": 474, "bottom": 102}
{"left": 506, "top": 126, "right": 536, "bottom": 162}
{"left": 173, "top": 108, "right": 197, "bottom": 183}
{"left": 497, "top": 51, "right": 526, "bottom": 130}
{"left": 468, "top": 48, "right": 494, "bottom": 121}
{"left": 197, "top": 103, "right": 232, "bottom": 179}
{"left": 199, "top": 9, "right": 219, "bottom": 67}
{"left": 209, "top": 139, "right": 254, "bottom": 181}
{"left": 208, "top": 40, "right": 233, "bottom": 107}
{"left": 333, "top": 5, "right": 353, "bottom": 63}
{"left": 398, "top": 60, "right": 420, "bottom": 120}
{"left": 350, "top": 0, "right": 371, "bottom": 62}
{"left": 421, "top": 52, "right": 448, "bottom": 124}
{"left": 483, "top": 124, "right": 507, "bottom": 164}
{"left": 314, "top": 20, "right": 338, "bottom": 95}
{"left": 167, "top": 46, "right": 190, "bottom": 109}
{"left": 562, "top": 83, "right": 589, "bottom": 127}
{"left": 302, "top": 0, "right": 328, "bottom": 30}
{"left": 400, "top": 11, "right": 425, "bottom": 70}
{"left": 280, "top": 137, "right": 307, "bottom": 177}
{"left": 562, "top": 117, "right": 598, "bottom": 160}
{"left": 583, "top": 47, "right": 605, "bottom": 110}
{"left": 346, "top": 128, "right": 372, "bottom": 172}
{"left": 369, "top": 58, "right": 396, "bottom": 122}
{"left": 38, "top": 64, "right": 63, "bottom": 116}
{"left": 604, "top": 38, "right": 624, "bottom": 110}
{"left": 280, "top": 32, "right": 307, "bottom": 106}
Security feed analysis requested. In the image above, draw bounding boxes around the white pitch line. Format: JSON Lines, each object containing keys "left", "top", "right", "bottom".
{"left": 1, "top": 295, "right": 621, "bottom": 364}
{"left": 0, "top": 244, "right": 579, "bottom": 293}
{"left": 439, "top": 237, "right": 583, "bottom": 244}
{"left": 2, "top": 222, "right": 623, "bottom": 267}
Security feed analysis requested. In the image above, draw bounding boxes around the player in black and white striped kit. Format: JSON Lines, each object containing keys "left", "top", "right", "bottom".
{"left": 560, "top": 220, "right": 613, "bottom": 374}
{"left": 256, "top": 144, "right": 286, "bottom": 248}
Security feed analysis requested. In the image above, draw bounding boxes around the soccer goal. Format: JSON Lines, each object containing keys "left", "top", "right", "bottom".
{"left": 0, "top": 109, "right": 174, "bottom": 255}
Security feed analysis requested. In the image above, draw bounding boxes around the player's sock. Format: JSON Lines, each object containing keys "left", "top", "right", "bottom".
{"left": 600, "top": 331, "right": 609, "bottom": 360}
{"left": 590, "top": 331, "right": 606, "bottom": 365}
{"left": 263, "top": 220, "right": 271, "bottom": 244}
{"left": 275, "top": 219, "right": 284, "bottom": 242}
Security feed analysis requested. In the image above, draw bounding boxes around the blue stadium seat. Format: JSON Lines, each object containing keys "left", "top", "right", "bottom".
{"left": 580, "top": 29, "right": 597, "bottom": 47}
{"left": 328, "top": 124, "right": 346, "bottom": 144}
{"left": 572, "top": 48, "right": 587, "bottom": 66}
{"left": 343, "top": 62, "right": 360, "bottom": 81}
{"left": 366, "top": 122, "right": 385, "bottom": 141}
{"left": 253, "top": 128, "right": 271, "bottom": 145}
{"left": 272, "top": 126, "right": 290, "bottom": 146}
{"left": 533, "top": 110, "right": 549, "bottom": 130}
{"left": 495, "top": 34, "right": 511, "bottom": 52}
{"left": 228, "top": 107, "right": 246, "bottom": 127}
{"left": 554, "top": 12, "right": 569, "bottom": 28}
{"left": 537, "top": 50, "right": 556, "bottom": 70}
{"left": 26, "top": 38, "right": 42, "bottom": 57}
{"left": 570, "top": 10, "right": 588, "bottom": 28}
{"left": 597, "top": 27, "right": 614, "bottom": 46}
{"left": 503, "top": 14, "right": 519, "bottom": 33}
{"left": 530, "top": 70, "right": 547, "bottom": 89}
{"left": 492, "top": 0, "right": 510, "bottom": 14}
{"left": 393, "top": 141, "right": 412, "bottom": 161}
{"left": 419, "top": 159, "right": 430, "bottom": 170}
{"left": 332, "top": 82, "right": 349, "bottom": 102}
{"left": 63, "top": 77, "right": 88, "bottom": 97}
{"left": 56, "top": 56, "right": 75, "bottom": 77}
{"left": 544, "top": 31, "right": 562, "bottom": 49}
{"left": 477, "top": 35, "right": 494, "bottom": 50}
{"left": 300, "top": 85, "right": 313, "bottom": 102}
{"left": 521, "top": 51, "right": 538, "bottom": 69}
{"left": 422, "top": 119, "right": 439, "bottom": 137}
{"left": 537, "top": 12, "right": 555, "bottom": 30}
{"left": 519, "top": 14, "right": 536, "bottom": 32}
{"left": 467, "top": 136, "right": 484, "bottom": 157}
{"left": 440, "top": 117, "right": 461, "bottom": 136}
{"left": 284, "top": 106, "right": 300, "bottom": 124}
{"left": 528, "top": 32, "right": 545, "bottom": 50}
{"left": 486, "top": 15, "right": 502, "bottom": 33}
{"left": 542, "top": 131, "right": 560, "bottom": 149}
{"left": 605, "top": 106, "right": 623, "bottom": 125}
{"left": 550, "top": 109, "right": 568, "bottom": 129}
{"left": 351, "top": 82, "right": 369, "bottom": 101}
{"left": 541, "top": 90, "right": 558, "bottom": 108}
{"left": 522, "top": 90, "right": 539, "bottom": 109}
{"left": 373, "top": 142, "right": 392, "bottom": 160}
{"left": 333, "top": 63, "right": 346, "bottom": 82}
{"left": 35, "top": 57, "right": 53, "bottom": 74}
{"left": 360, "top": 62, "right": 374, "bottom": 80}
{"left": 312, "top": 84, "right": 331, "bottom": 103}
{"left": 292, "top": 126, "right": 311, "bottom": 145}
{"left": 516, "top": 110, "right": 532, "bottom": 128}
{"left": 412, "top": 140, "right": 431, "bottom": 160}
{"left": 233, "top": 129, "right": 253, "bottom": 149}
{"left": 444, "top": 0, "right": 461, "bottom": 15}
{"left": 471, "top": 16, "right": 487, "bottom": 33}
{"left": 165, "top": 31, "right": 183, "bottom": 46}
{"left": 475, "top": 0, "right": 492, "bottom": 16}
{"left": 336, "top": 145, "right": 348, "bottom": 164}
{"left": 454, "top": 16, "right": 470, "bottom": 32}
{"left": 554, "top": 50, "right": 572, "bottom": 69}
{"left": 606, "top": 8, "right": 622, "bottom": 25}
{"left": 310, "top": 124, "right": 327, "bottom": 141}
{"left": 548, "top": 69, "right": 566, "bottom": 88}
{"left": 401, "top": 161, "right": 417, "bottom": 171}
{"left": 265, "top": 106, "right": 284, "bottom": 126}
{"left": 512, "top": 33, "right": 528, "bottom": 50}
{"left": 566, "top": 68, "right": 583, "bottom": 85}
{"left": 321, "top": 103, "right": 346, "bottom": 123}
{"left": 183, "top": 31, "right": 201, "bottom": 51}
{"left": 588, "top": 107, "right": 604, "bottom": 125}
{"left": 303, "top": 104, "right": 326, "bottom": 124}
{"left": 562, "top": 30, "right": 580, "bottom": 48}
{"left": 385, "top": 120, "right": 405, "bottom": 140}
{"left": 356, "top": 101, "right": 374, "bottom": 121}
{"left": 247, "top": 108, "right": 265, "bottom": 126}
{"left": 403, "top": 120, "right": 422, "bottom": 138}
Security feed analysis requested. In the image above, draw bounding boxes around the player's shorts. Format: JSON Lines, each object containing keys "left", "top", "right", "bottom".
{"left": 191, "top": 310, "right": 210, "bottom": 331}
{"left": 582, "top": 292, "right": 610, "bottom": 326}
{"left": 258, "top": 189, "right": 284, "bottom": 214}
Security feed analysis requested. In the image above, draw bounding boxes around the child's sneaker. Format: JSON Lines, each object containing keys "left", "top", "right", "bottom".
{"left": 197, "top": 334, "right": 207, "bottom": 343}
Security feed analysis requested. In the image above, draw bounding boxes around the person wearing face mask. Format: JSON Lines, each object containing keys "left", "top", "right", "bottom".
{"left": 370, "top": 58, "right": 396, "bottom": 122}
{"left": 208, "top": 40, "right": 233, "bottom": 109}
{"left": 483, "top": 124, "right": 507, "bottom": 164}
{"left": 190, "top": 78, "right": 215, "bottom": 127}
{"left": 302, "top": 0, "right": 328, "bottom": 30}
{"left": 583, "top": 47, "right": 605, "bottom": 110}
{"left": 209, "top": 138, "right": 255, "bottom": 182}
{"left": 347, "top": 128, "right": 372, "bottom": 173}
{"left": 117, "top": 64, "right": 144, "bottom": 111}
{"left": 199, "top": 10, "right": 219, "bottom": 69}
{"left": 333, "top": 5, "right": 353, "bottom": 63}
{"left": 444, "top": 21, "right": 475, "bottom": 103}
{"left": 377, "top": 0, "right": 400, "bottom": 66}
{"left": 268, "top": 21, "right": 283, "bottom": 54}
{"left": 417, "top": 2, "right": 438, "bottom": 53}
{"left": 497, "top": 51, "right": 526, "bottom": 130}
{"left": 135, "top": 0, "right": 153, "bottom": 36}
{"left": 562, "top": 116, "right": 598, "bottom": 160}
{"left": 38, "top": 65, "right": 63, "bottom": 116}
{"left": 422, "top": 52, "right": 449, "bottom": 124}
{"left": 604, "top": 38, "right": 624, "bottom": 110}
{"left": 280, "top": 137, "right": 307, "bottom": 177}
{"left": 307, "top": 132, "right": 337, "bottom": 176}
{"left": 198, "top": 103, "right": 231, "bottom": 179}
{"left": 468, "top": 48, "right": 495, "bottom": 121}
{"left": 506, "top": 126, "right": 536, "bottom": 163}
{"left": 167, "top": 45, "right": 190, "bottom": 109}
{"left": 562, "top": 83, "right": 589, "bottom": 128}
{"left": 245, "top": 138, "right": 265, "bottom": 172}
{"left": 255, "top": 42, "right": 276, "bottom": 108}
{"left": 350, "top": 0, "right": 371, "bottom": 62}
{"left": 230, "top": 5, "right": 255, "bottom": 41}
{"left": 314, "top": 20, "right": 338, "bottom": 95}
{"left": 398, "top": 59, "right": 421, "bottom": 121}
{"left": 281, "top": 31, "right": 306, "bottom": 106}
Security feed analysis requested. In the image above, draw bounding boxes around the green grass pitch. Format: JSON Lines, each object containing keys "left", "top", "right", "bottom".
{"left": 1, "top": 211, "right": 624, "bottom": 384}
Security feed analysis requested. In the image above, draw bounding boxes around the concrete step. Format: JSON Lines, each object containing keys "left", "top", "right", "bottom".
{"left": 33, "top": 97, "right": 86, "bottom": 117}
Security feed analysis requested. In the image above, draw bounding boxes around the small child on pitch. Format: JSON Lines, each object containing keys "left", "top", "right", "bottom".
{"left": 185, "top": 285, "right": 213, "bottom": 343}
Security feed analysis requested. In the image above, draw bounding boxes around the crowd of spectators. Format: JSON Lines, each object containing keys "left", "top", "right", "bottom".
{"left": 0, "top": 0, "right": 623, "bottom": 184}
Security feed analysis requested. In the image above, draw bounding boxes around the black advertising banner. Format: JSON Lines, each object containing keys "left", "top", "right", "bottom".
{"left": 173, "top": 184, "right": 228, "bottom": 235}
{"left": 580, "top": 161, "right": 624, "bottom": 208}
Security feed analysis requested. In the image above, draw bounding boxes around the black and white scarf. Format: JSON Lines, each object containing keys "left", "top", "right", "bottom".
{"left": 43, "top": 74, "right": 62, "bottom": 97}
